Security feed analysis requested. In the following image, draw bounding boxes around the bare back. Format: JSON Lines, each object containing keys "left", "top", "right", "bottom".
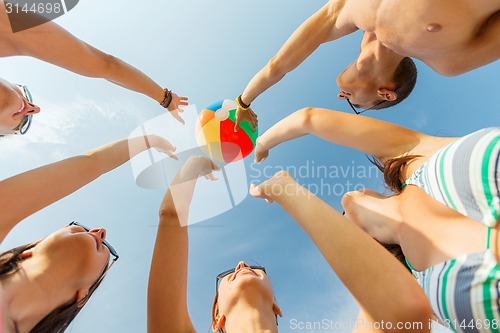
{"left": 346, "top": 0, "right": 500, "bottom": 75}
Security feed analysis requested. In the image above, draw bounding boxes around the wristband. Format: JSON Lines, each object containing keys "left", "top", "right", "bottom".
{"left": 160, "top": 89, "right": 173, "bottom": 109}
{"left": 236, "top": 95, "right": 251, "bottom": 110}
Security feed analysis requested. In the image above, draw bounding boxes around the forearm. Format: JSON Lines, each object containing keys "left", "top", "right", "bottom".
{"left": 258, "top": 108, "right": 310, "bottom": 150}
{"left": 0, "top": 135, "right": 162, "bottom": 240}
{"left": 103, "top": 55, "right": 165, "bottom": 103}
{"left": 148, "top": 159, "right": 210, "bottom": 332}
{"left": 271, "top": 178, "right": 432, "bottom": 331}
{"left": 240, "top": 3, "right": 338, "bottom": 105}
{"left": 85, "top": 135, "right": 161, "bottom": 174}
{"left": 240, "top": 60, "right": 287, "bottom": 105}
{"left": 262, "top": 107, "right": 424, "bottom": 159}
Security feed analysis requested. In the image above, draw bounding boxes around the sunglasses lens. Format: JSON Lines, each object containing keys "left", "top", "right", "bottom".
{"left": 19, "top": 115, "right": 32, "bottom": 134}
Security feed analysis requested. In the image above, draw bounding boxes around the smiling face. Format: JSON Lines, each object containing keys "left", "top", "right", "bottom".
{"left": 212, "top": 261, "right": 278, "bottom": 331}
{"left": 34, "top": 225, "right": 111, "bottom": 288}
{"left": 0, "top": 78, "right": 41, "bottom": 134}
{"left": 217, "top": 262, "right": 274, "bottom": 310}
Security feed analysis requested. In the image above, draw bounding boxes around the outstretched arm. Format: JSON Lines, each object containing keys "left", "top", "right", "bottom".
{"left": 148, "top": 156, "right": 219, "bottom": 333}
{"left": 0, "top": 2, "right": 188, "bottom": 120}
{"left": 0, "top": 135, "right": 176, "bottom": 242}
{"left": 250, "top": 172, "right": 433, "bottom": 333}
{"left": 255, "top": 107, "right": 442, "bottom": 163}
{"left": 234, "top": 0, "right": 358, "bottom": 130}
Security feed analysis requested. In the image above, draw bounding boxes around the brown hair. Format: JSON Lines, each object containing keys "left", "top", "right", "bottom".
{"left": 369, "top": 154, "right": 421, "bottom": 269}
{"left": 371, "top": 57, "right": 418, "bottom": 110}
{"left": 0, "top": 240, "right": 109, "bottom": 333}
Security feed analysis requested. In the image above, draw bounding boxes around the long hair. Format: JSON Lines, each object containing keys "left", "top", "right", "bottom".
{"left": 369, "top": 154, "right": 421, "bottom": 269}
{"left": 0, "top": 241, "right": 109, "bottom": 333}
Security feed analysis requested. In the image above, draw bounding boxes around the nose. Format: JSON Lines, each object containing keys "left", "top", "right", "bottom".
{"left": 235, "top": 261, "right": 250, "bottom": 270}
{"left": 89, "top": 228, "right": 107, "bottom": 242}
{"left": 25, "top": 102, "right": 41, "bottom": 114}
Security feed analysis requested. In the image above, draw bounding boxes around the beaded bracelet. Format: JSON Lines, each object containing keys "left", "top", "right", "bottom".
{"left": 160, "top": 89, "right": 173, "bottom": 109}
{"left": 236, "top": 94, "right": 251, "bottom": 110}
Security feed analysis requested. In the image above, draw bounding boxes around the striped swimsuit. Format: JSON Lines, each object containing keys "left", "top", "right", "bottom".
{"left": 403, "top": 127, "right": 500, "bottom": 333}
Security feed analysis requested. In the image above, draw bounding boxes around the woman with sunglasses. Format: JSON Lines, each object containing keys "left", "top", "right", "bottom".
{"left": 0, "top": 0, "right": 188, "bottom": 135}
{"left": 253, "top": 107, "right": 500, "bottom": 332}
{"left": 0, "top": 134, "right": 177, "bottom": 332}
{"left": 148, "top": 155, "right": 282, "bottom": 333}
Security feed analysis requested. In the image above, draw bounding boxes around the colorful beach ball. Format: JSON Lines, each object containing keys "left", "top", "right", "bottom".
{"left": 195, "top": 99, "right": 258, "bottom": 163}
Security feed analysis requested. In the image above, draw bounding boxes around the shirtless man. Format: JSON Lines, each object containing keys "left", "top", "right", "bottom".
{"left": 234, "top": 0, "right": 500, "bottom": 129}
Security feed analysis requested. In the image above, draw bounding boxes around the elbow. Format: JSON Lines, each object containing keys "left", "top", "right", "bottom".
{"left": 297, "top": 107, "right": 315, "bottom": 132}
{"left": 393, "top": 292, "right": 433, "bottom": 332}
{"left": 98, "top": 53, "right": 119, "bottom": 77}
{"left": 84, "top": 51, "right": 119, "bottom": 78}
{"left": 159, "top": 205, "right": 178, "bottom": 221}
{"left": 267, "top": 56, "right": 287, "bottom": 80}
{"left": 81, "top": 152, "right": 107, "bottom": 176}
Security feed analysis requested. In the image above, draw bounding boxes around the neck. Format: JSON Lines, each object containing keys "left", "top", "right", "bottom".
{"left": 224, "top": 301, "right": 277, "bottom": 333}
{"left": 0, "top": 257, "right": 73, "bottom": 333}
{"left": 358, "top": 32, "right": 405, "bottom": 86}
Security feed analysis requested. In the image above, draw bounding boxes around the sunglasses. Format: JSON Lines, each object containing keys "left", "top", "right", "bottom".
{"left": 346, "top": 98, "right": 385, "bottom": 115}
{"left": 68, "top": 221, "right": 120, "bottom": 264}
{"left": 213, "top": 265, "right": 277, "bottom": 332}
{"left": 215, "top": 265, "right": 266, "bottom": 295}
{"left": 13, "top": 85, "right": 34, "bottom": 135}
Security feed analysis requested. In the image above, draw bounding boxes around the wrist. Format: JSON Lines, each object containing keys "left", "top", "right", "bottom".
{"left": 160, "top": 89, "right": 173, "bottom": 108}
{"left": 266, "top": 172, "right": 297, "bottom": 200}
{"left": 256, "top": 136, "right": 268, "bottom": 150}
{"left": 236, "top": 94, "right": 251, "bottom": 110}
{"left": 144, "top": 134, "right": 156, "bottom": 149}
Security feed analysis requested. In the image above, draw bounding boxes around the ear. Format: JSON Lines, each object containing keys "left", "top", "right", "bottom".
{"left": 19, "top": 250, "right": 33, "bottom": 259}
{"left": 76, "top": 288, "right": 89, "bottom": 306}
{"left": 211, "top": 314, "right": 226, "bottom": 332}
{"left": 377, "top": 88, "right": 397, "bottom": 101}
{"left": 273, "top": 303, "right": 283, "bottom": 317}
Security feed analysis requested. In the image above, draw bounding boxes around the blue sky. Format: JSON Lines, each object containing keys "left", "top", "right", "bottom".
{"left": 0, "top": 0, "right": 499, "bottom": 332}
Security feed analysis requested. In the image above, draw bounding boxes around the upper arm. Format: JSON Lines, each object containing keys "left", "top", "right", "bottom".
{"left": 147, "top": 206, "right": 196, "bottom": 333}
{"left": 352, "top": 309, "right": 384, "bottom": 333}
{"left": 303, "top": 108, "right": 433, "bottom": 160}
{"left": 0, "top": 9, "right": 112, "bottom": 77}
{"left": 269, "top": 0, "right": 358, "bottom": 73}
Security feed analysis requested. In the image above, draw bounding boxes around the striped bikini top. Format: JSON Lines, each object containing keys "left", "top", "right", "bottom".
{"left": 402, "top": 127, "right": 500, "bottom": 332}
{"left": 403, "top": 127, "right": 500, "bottom": 227}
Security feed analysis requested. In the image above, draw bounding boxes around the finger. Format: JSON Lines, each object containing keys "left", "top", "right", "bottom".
{"left": 177, "top": 108, "right": 185, "bottom": 112}
{"left": 265, "top": 198, "right": 275, "bottom": 204}
{"left": 211, "top": 161, "right": 221, "bottom": 171}
{"left": 234, "top": 118, "right": 241, "bottom": 132}
{"left": 172, "top": 112, "right": 186, "bottom": 125}
{"left": 207, "top": 172, "right": 218, "bottom": 181}
{"left": 179, "top": 101, "right": 189, "bottom": 106}
{"left": 203, "top": 174, "right": 209, "bottom": 180}
{"left": 251, "top": 120, "right": 257, "bottom": 132}
{"left": 166, "top": 142, "right": 177, "bottom": 151}
{"left": 249, "top": 183, "right": 261, "bottom": 197}
{"left": 166, "top": 150, "right": 179, "bottom": 160}
{"left": 179, "top": 96, "right": 188, "bottom": 101}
